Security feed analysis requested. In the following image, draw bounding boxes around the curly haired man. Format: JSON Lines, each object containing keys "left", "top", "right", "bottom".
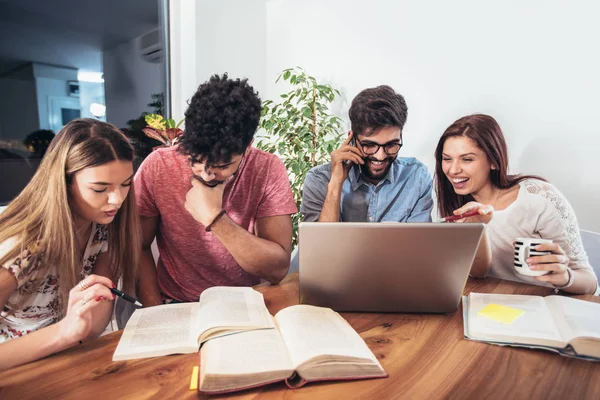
{"left": 134, "top": 74, "right": 297, "bottom": 306}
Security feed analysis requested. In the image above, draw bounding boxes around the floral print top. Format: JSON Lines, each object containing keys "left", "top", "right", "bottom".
{"left": 0, "top": 223, "right": 108, "bottom": 342}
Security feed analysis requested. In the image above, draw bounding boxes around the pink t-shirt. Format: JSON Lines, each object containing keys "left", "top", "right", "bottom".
{"left": 135, "top": 146, "right": 297, "bottom": 302}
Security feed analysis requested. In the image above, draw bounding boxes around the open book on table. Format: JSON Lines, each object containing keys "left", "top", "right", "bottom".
{"left": 113, "top": 286, "right": 274, "bottom": 361}
{"left": 198, "top": 304, "right": 387, "bottom": 394}
{"left": 463, "top": 292, "right": 600, "bottom": 361}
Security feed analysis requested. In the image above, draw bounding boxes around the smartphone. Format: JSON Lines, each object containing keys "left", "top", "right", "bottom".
{"left": 343, "top": 137, "right": 358, "bottom": 165}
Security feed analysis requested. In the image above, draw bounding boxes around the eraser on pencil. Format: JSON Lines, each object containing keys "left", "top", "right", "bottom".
{"left": 189, "top": 366, "right": 199, "bottom": 390}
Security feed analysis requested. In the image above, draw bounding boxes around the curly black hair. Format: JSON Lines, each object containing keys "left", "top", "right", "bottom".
{"left": 349, "top": 85, "right": 408, "bottom": 136}
{"left": 178, "top": 73, "right": 262, "bottom": 166}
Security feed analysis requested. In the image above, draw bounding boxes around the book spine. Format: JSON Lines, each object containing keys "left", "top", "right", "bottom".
{"left": 198, "top": 377, "right": 287, "bottom": 394}
{"left": 284, "top": 373, "right": 388, "bottom": 389}
{"left": 284, "top": 372, "right": 307, "bottom": 389}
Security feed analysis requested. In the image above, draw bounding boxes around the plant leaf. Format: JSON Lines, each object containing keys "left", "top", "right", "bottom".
{"left": 260, "top": 66, "right": 344, "bottom": 248}
{"left": 142, "top": 127, "right": 168, "bottom": 145}
{"left": 145, "top": 114, "right": 166, "bottom": 130}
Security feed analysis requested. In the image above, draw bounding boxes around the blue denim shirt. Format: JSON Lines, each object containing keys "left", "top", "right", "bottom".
{"left": 301, "top": 157, "right": 433, "bottom": 222}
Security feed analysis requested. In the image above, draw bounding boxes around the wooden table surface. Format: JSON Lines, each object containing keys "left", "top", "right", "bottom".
{"left": 1, "top": 273, "right": 598, "bottom": 400}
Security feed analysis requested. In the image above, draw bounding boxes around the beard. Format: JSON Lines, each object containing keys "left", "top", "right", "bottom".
{"left": 192, "top": 175, "right": 225, "bottom": 187}
{"left": 360, "top": 155, "right": 396, "bottom": 182}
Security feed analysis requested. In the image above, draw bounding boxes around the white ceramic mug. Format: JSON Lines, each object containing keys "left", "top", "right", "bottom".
{"left": 514, "top": 238, "right": 553, "bottom": 276}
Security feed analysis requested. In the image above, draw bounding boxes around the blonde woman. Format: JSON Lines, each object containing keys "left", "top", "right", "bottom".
{"left": 0, "top": 119, "right": 141, "bottom": 371}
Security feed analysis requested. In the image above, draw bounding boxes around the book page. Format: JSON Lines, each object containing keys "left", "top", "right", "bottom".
{"left": 201, "top": 328, "right": 293, "bottom": 375}
{"left": 545, "top": 296, "right": 600, "bottom": 342}
{"left": 468, "top": 293, "right": 564, "bottom": 344}
{"left": 200, "top": 327, "right": 294, "bottom": 392}
{"left": 196, "top": 287, "right": 274, "bottom": 343}
{"left": 274, "top": 305, "right": 378, "bottom": 369}
{"left": 113, "top": 303, "right": 200, "bottom": 360}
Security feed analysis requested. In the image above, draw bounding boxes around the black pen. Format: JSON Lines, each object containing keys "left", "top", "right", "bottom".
{"left": 110, "top": 288, "right": 143, "bottom": 307}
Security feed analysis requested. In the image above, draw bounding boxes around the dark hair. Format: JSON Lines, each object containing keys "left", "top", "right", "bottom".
{"left": 349, "top": 85, "right": 408, "bottom": 136}
{"left": 179, "top": 73, "right": 262, "bottom": 166}
{"left": 434, "top": 114, "right": 545, "bottom": 217}
{"left": 23, "top": 129, "right": 55, "bottom": 157}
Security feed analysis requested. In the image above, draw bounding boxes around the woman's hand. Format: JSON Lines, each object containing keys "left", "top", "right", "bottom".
{"left": 527, "top": 243, "right": 570, "bottom": 286}
{"left": 56, "top": 274, "right": 115, "bottom": 345}
{"left": 452, "top": 201, "right": 494, "bottom": 224}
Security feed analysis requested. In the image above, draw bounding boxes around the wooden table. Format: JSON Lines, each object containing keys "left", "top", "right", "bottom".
{"left": 1, "top": 274, "right": 598, "bottom": 399}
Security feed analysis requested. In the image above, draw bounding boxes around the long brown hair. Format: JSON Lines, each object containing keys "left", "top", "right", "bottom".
{"left": 434, "top": 114, "right": 545, "bottom": 217}
{"left": 0, "top": 118, "right": 141, "bottom": 314}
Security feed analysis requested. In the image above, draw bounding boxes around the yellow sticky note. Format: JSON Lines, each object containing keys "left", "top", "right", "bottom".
{"left": 189, "top": 366, "right": 199, "bottom": 390}
{"left": 478, "top": 304, "right": 525, "bottom": 324}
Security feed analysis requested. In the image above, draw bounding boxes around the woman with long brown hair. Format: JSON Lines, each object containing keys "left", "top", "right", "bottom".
{"left": 0, "top": 118, "right": 141, "bottom": 371}
{"left": 435, "top": 114, "right": 597, "bottom": 295}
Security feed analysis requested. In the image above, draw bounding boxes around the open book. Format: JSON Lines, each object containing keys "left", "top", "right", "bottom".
{"left": 113, "top": 286, "right": 274, "bottom": 361}
{"left": 463, "top": 293, "right": 600, "bottom": 360}
{"left": 198, "top": 304, "right": 387, "bottom": 394}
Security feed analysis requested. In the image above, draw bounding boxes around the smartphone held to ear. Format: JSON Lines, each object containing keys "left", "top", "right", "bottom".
{"left": 343, "top": 137, "right": 357, "bottom": 165}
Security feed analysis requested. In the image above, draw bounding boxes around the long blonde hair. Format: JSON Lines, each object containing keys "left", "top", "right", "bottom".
{"left": 0, "top": 118, "right": 141, "bottom": 313}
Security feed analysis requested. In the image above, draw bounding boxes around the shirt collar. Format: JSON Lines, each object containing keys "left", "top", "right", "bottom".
{"left": 348, "top": 159, "right": 397, "bottom": 191}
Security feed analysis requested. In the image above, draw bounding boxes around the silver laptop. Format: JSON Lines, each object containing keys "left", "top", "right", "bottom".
{"left": 298, "top": 222, "right": 485, "bottom": 313}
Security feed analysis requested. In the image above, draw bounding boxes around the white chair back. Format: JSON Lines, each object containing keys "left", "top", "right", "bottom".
{"left": 581, "top": 229, "right": 600, "bottom": 295}
{"left": 581, "top": 230, "right": 600, "bottom": 277}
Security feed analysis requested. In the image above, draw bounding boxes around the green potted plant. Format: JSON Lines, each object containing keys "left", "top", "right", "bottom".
{"left": 257, "top": 67, "right": 345, "bottom": 246}
{"left": 142, "top": 114, "right": 184, "bottom": 148}
{"left": 123, "top": 93, "right": 167, "bottom": 170}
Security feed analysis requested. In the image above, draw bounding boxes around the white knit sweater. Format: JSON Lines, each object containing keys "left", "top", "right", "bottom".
{"left": 487, "top": 179, "right": 596, "bottom": 288}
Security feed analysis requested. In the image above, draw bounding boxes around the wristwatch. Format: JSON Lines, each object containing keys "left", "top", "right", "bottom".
{"left": 553, "top": 267, "right": 574, "bottom": 293}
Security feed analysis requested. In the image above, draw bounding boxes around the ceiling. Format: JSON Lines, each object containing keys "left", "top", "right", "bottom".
{"left": 0, "top": 0, "right": 159, "bottom": 74}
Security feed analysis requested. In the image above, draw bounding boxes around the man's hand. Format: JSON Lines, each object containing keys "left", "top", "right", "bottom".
{"left": 185, "top": 178, "right": 225, "bottom": 226}
{"left": 329, "top": 132, "right": 364, "bottom": 188}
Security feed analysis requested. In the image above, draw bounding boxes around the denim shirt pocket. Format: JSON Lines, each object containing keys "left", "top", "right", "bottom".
{"left": 381, "top": 208, "right": 410, "bottom": 222}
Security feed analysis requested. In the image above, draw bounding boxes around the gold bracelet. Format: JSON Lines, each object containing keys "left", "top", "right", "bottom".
{"left": 205, "top": 210, "right": 226, "bottom": 232}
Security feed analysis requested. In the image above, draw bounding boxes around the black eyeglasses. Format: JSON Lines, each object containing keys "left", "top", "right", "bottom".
{"left": 356, "top": 138, "right": 403, "bottom": 155}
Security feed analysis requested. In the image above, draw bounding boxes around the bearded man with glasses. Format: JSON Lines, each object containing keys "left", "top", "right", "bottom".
{"left": 301, "top": 85, "right": 433, "bottom": 223}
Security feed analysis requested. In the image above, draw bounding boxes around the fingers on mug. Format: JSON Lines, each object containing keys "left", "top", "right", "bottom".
{"left": 514, "top": 238, "right": 552, "bottom": 276}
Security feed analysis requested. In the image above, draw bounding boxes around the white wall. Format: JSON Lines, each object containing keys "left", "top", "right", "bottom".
{"left": 79, "top": 82, "right": 106, "bottom": 120}
{"left": 169, "top": 0, "right": 266, "bottom": 121}
{"left": 0, "top": 64, "right": 81, "bottom": 139}
{"left": 32, "top": 64, "right": 79, "bottom": 131}
{"left": 268, "top": 0, "right": 600, "bottom": 232}
{"left": 35, "top": 78, "right": 70, "bottom": 130}
{"left": 103, "top": 34, "right": 165, "bottom": 129}
{"left": 170, "top": 0, "right": 600, "bottom": 231}
{"left": 169, "top": 0, "right": 197, "bottom": 121}
{"left": 0, "top": 78, "right": 39, "bottom": 140}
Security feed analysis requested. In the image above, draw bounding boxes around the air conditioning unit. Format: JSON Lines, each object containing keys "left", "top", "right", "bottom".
{"left": 140, "top": 29, "right": 163, "bottom": 63}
